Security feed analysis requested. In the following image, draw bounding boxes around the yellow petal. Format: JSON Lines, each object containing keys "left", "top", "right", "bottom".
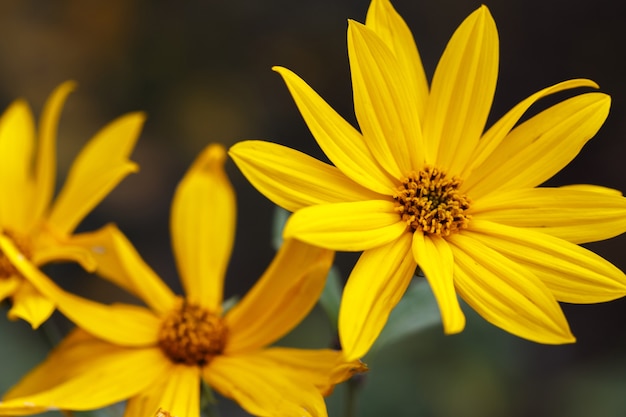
{"left": 274, "top": 67, "right": 395, "bottom": 195}
{"left": 365, "top": 0, "right": 429, "bottom": 122}
{"left": 171, "top": 144, "right": 234, "bottom": 312}
{"left": 0, "top": 329, "right": 168, "bottom": 413}
{"left": 448, "top": 231, "right": 575, "bottom": 344}
{"left": 31, "top": 242, "right": 97, "bottom": 272}
{"left": 339, "top": 234, "right": 416, "bottom": 361}
{"left": 204, "top": 354, "right": 328, "bottom": 417}
{"left": 466, "top": 92, "right": 610, "bottom": 198}
{"left": 423, "top": 5, "right": 498, "bottom": 175}
{"left": 472, "top": 186, "right": 626, "bottom": 244}
{"left": 0, "top": 275, "right": 20, "bottom": 301}
{"left": 7, "top": 281, "right": 55, "bottom": 329}
{"left": 229, "top": 140, "right": 381, "bottom": 212}
{"left": 468, "top": 220, "right": 626, "bottom": 303}
{"left": 225, "top": 239, "right": 334, "bottom": 353}
{"left": 348, "top": 20, "right": 424, "bottom": 176}
{"left": 412, "top": 232, "right": 465, "bottom": 334}
{"left": 47, "top": 112, "right": 145, "bottom": 235}
{"left": 283, "top": 200, "right": 406, "bottom": 251}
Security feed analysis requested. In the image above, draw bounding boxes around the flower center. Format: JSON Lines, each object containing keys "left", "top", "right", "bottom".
{"left": 158, "top": 301, "right": 228, "bottom": 366}
{"left": 393, "top": 166, "right": 471, "bottom": 236}
{"left": 0, "top": 230, "right": 33, "bottom": 279}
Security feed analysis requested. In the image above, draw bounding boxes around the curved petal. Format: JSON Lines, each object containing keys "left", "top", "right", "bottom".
{"left": 471, "top": 186, "right": 626, "bottom": 244}
{"left": 171, "top": 144, "right": 234, "bottom": 312}
{"left": 348, "top": 20, "right": 424, "bottom": 176}
{"left": 204, "top": 354, "right": 327, "bottom": 417}
{"left": 225, "top": 239, "right": 334, "bottom": 353}
{"left": 466, "top": 92, "right": 610, "bottom": 198}
{"left": 273, "top": 67, "right": 395, "bottom": 194}
{"left": 32, "top": 242, "right": 97, "bottom": 272}
{"left": 7, "top": 281, "right": 55, "bottom": 329}
{"left": 412, "top": 232, "right": 465, "bottom": 334}
{"left": 448, "top": 231, "right": 575, "bottom": 344}
{"left": 365, "top": 0, "right": 429, "bottom": 121}
{"left": 423, "top": 5, "right": 498, "bottom": 174}
{"left": 47, "top": 112, "right": 145, "bottom": 235}
{"left": 283, "top": 200, "right": 406, "bottom": 251}
{"left": 468, "top": 220, "right": 626, "bottom": 303}
{"left": 229, "top": 141, "right": 381, "bottom": 212}
{"left": 339, "top": 234, "right": 415, "bottom": 361}
{"left": 0, "top": 275, "right": 20, "bottom": 301}
{"left": 0, "top": 329, "right": 168, "bottom": 413}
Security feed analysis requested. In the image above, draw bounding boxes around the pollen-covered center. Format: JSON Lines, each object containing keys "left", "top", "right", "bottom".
{"left": 0, "top": 230, "right": 33, "bottom": 278}
{"left": 158, "top": 302, "right": 228, "bottom": 366}
{"left": 393, "top": 166, "right": 471, "bottom": 236}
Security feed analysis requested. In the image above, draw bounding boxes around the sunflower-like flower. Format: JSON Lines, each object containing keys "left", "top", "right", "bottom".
{"left": 229, "top": 0, "right": 626, "bottom": 360}
{"left": 0, "top": 144, "right": 365, "bottom": 417}
{"left": 0, "top": 82, "right": 144, "bottom": 328}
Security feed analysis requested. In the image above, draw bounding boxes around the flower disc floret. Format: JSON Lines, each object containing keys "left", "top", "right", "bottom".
{"left": 393, "top": 166, "right": 471, "bottom": 236}
{"left": 0, "top": 230, "right": 33, "bottom": 278}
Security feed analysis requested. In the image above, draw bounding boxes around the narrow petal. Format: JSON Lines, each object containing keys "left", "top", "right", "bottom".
{"left": 471, "top": 186, "right": 626, "bottom": 244}
{"left": 412, "top": 233, "right": 465, "bottom": 334}
{"left": 466, "top": 92, "right": 610, "bottom": 198}
{"left": 468, "top": 220, "right": 626, "bottom": 303}
{"left": 283, "top": 200, "right": 406, "bottom": 251}
{"left": 273, "top": 67, "right": 395, "bottom": 194}
{"left": 423, "top": 5, "right": 498, "bottom": 174}
{"left": 47, "top": 112, "right": 145, "bottom": 235}
{"left": 348, "top": 20, "right": 424, "bottom": 176}
{"left": 339, "top": 234, "right": 416, "bottom": 361}
{"left": 365, "top": 0, "right": 429, "bottom": 121}
{"left": 225, "top": 239, "right": 334, "bottom": 353}
{"left": 448, "top": 231, "right": 575, "bottom": 344}
{"left": 204, "top": 355, "right": 327, "bottom": 417}
{"left": 7, "top": 281, "right": 55, "bottom": 329}
{"left": 229, "top": 141, "right": 381, "bottom": 212}
{"left": 171, "top": 144, "right": 233, "bottom": 312}
{"left": 31, "top": 242, "right": 97, "bottom": 273}
{"left": 0, "top": 329, "right": 168, "bottom": 413}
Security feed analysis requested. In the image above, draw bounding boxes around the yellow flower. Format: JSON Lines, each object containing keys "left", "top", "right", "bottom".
{"left": 0, "top": 144, "right": 365, "bottom": 417}
{"left": 228, "top": 0, "right": 626, "bottom": 360}
{"left": 0, "top": 82, "right": 144, "bottom": 328}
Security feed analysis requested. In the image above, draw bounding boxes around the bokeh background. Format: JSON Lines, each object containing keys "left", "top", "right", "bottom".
{"left": 2, "top": 0, "right": 626, "bottom": 416}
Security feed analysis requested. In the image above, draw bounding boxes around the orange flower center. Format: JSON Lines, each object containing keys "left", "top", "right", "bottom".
{"left": 158, "top": 301, "right": 228, "bottom": 366}
{"left": 0, "top": 230, "right": 33, "bottom": 279}
{"left": 393, "top": 166, "right": 471, "bottom": 236}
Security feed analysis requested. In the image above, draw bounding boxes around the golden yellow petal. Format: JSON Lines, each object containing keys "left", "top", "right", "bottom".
{"left": 229, "top": 140, "right": 382, "bottom": 212}
{"left": 273, "top": 66, "right": 396, "bottom": 195}
{"left": 225, "top": 239, "right": 334, "bottom": 353}
{"left": 31, "top": 242, "right": 97, "bottom": 273}
{"left": 47, "top": 112, "right": 145, "bottom": 235}
{"left": 171, "top": 144, "right": 234, "bottom": 312}
{"left": 283, "top": 200, "right": 406, "bottom": 251}
{"left": 412, "top": 232, "right": 465, "bottom": 334}
{"left": 339, "top": 234, "right": 416, "bottom": 361}
{"left": 0, "top": 275, "right": 20, "bottom": 301}
{"left": 7, "top": 281, "right": 55, "bottom": 329}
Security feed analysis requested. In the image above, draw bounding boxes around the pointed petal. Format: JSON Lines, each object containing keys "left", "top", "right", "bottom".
{"left": 47, "top": 112, "right": 145, "bottom": 235}
{"left": 466, "top": 93, "right": 610, "bottom": 198}
{"left": 225, "top": 239, "right": 334, "bottom": 353}
{"left": 171, "top": 144, "right": 233, "bottom": 312}
{"left": 70, "top": 224, "right": 176, "bottom": 314}
{"left": 273, "top": 67, "right": 395, "bottom": 195}
{"left": 283, "top": 200, "right": 406, "bottom": 251}
{"left": 468, "top": 219, "right": 626, "bottom": 303}
{"left": 31, "top": 82, "right": 76, "bottom": 223}
{"left": 463, "top": 79, "right": 599, "bottom": 178}
{"left": 412, "top": 232, "right": 465, "bottom": 334}
{"left": 472, "top": 186, "right": 626, "bottom": 244}
{"left": 424, "top": 6, "right": 498, "bottom": 174}
{"left": 348, "top": 20, "right": 424, "bottom": 176}
{"left": 7, "top": 281, "right": 55, "bottom": 329}
{"left": 0, "top": 329, "right": 168, "bottom": 413}
{"left": 339, "top": 235, "right": 415, "bottom": 361}
{"left": 204, "top": 355, "right": 327, "bottom": 417}
{"left": 448, "top": 230, "right": 575, "bottom": 344}
{"left": 365, "top": 0, "right": 429, "bottom": 121}
{"left": 229, "top": 141, "right": 381, "bottom": 212}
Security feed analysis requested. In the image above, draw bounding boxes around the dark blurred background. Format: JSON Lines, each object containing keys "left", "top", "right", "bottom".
{"left": 1, "top": 0, "right": 626, "bottom": 416}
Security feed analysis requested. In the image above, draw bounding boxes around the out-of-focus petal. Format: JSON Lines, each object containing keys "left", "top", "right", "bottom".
{"left": 7, "top": 281, "right": 55, "bottom": 329}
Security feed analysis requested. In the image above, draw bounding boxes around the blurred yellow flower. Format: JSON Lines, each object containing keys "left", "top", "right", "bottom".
{"left": 229, "top": 0, "right": 626, "bottom": 360}
{"left": 0, "top": 82, "right": 144, "bottom": 328}
{"left": 0, "top": 144, "right": 365, "bottom": 417}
